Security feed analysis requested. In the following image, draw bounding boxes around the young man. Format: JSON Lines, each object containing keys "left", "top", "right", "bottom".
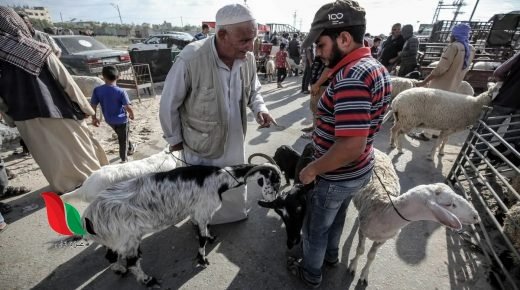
{"left": 379, "top": 23, "right": 405, "bottom": 71}
{"left": 159, "top": 4, "right": 275, "bottom": 224}
{"left": 91, "top": 66, "right": 135, "bottom": 163}
{"left": 292, "top": 0, "right": 392, "bottom": 287}
{"left": 194, "top": 23, "right": 210, "bottom": 41}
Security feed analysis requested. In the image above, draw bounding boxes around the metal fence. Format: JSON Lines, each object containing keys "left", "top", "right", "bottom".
{"left": 447, "top": 108, "right": 520, "bottom": 289}
{"left": 89, "top": 62, "right": 155, "bottom": 102}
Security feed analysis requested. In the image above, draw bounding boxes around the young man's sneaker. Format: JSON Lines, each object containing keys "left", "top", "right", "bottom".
{"left": 287, "top": 256, "right": 321, "bottom": 288}
{"left": 323, "top": 258, "right": 340, "bottom": 267}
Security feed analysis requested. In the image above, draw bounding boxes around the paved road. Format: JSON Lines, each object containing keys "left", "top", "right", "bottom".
{"left": 0, "top": 76, "right": 491, "bottom": 290}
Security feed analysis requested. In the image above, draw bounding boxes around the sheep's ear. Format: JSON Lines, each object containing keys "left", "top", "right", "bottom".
{"left": 426, "top": 200, "right": 462, "bottom": 230}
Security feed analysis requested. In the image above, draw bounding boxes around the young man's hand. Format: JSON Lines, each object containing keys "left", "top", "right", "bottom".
{"left": 92, "top": 117, "right": 100, "bottom": 127}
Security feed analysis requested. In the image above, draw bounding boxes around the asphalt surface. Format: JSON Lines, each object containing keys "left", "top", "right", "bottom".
{"left": 0, "top": 76, "right": 492, "bottom": 290}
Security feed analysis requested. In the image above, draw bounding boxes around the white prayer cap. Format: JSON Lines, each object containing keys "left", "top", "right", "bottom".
{"left": 215, "top": 3, "right": 256, "bottom": 26}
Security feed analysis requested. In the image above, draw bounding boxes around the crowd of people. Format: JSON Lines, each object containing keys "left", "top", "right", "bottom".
{"left": 1, "top": 1, "right": 519, "bottom": 288}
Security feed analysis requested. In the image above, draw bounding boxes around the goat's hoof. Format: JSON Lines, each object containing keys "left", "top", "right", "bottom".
{"left": 111, "top": 264, "right": 128, "bottom": 275}
{"left": 208, "top": 235, "right": 217, "bottom": 243}
{"left": 358, "top": 278, "right": 368, "bottom": 286}
{"left": 348, "top": 268, "right": 355, "bottom": 276}
{"left": 113, "top": 269, "right": 128, "bottom": 276}
{"left": 144, "top": 276, "right": 161, "bottom": 288}
{"left": 426, "top": 155, "right": 433, "bottom": 161}
{"left": 397, "top": 150, "right": 404, "bottom": 155}
{"left": 438, "top": 152, "right": 445, "bottom": 156}
{"left": 390, "top": 144, "right": 396, "bottom": 149}
{"left": 196, "top": 254, "right": 210, "bottom": 267}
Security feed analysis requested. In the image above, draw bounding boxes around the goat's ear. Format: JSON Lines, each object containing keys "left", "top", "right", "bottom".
{"left": 426, "top": 200, "right": 462, "bottom": 230}
{"left": 257, "top": 177, "right": 264, "bottom": 187}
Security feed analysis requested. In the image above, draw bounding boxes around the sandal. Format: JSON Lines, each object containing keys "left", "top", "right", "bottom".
{"left": 287, "top": 256, "right": 321, "bottom": 288}
{"left": 6, "top": 168, "right": 16, "bottom": 180}
{"left": 1, "top": 186, "right": 31, "bottom": 198}
{"left": 0, "top": 202, "right": 12, "bottom": 214}
{"left": 301, "top": 132, "right": 312, "bottom": 139}
{"left": 0, "top": 222, "right": 8, "bottom": 233}
{"left": 301, "top": 127, "right": 314, "bottom": 133}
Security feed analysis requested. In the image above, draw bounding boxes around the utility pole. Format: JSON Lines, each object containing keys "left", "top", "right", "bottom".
{"left": 110, "top": 3, "right": 123, "bottom": 24}
{"left": 60, "top": 12, "right": 63, "bottom": 23}
{"left": 469, "top": 0, "right": 480, "bottom": 21}
{"left": 293, "top": 11, "right": 297, "bottom": 29}
{"left": 181, "top": 17, "right": 183, "bottom": 27}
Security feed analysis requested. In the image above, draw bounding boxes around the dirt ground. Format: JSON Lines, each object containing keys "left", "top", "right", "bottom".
{"left": 0, "top": 78, "right": 498, "bottom": 290}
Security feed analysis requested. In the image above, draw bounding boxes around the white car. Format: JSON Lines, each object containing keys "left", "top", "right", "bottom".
{"left": 128, "top": 34, "right": 191, "bottom": 51}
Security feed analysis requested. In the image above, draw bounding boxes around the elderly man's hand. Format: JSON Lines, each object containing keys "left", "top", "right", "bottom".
{"left": 169, "top": 142, "right": 184, "bottom": 152}
{"left": 257, "top": 112, "right": 277, "bottom": 128}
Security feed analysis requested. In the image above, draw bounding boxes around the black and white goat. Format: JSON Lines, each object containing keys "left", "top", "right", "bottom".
{"left": 249, "top": 143, "right": 314, "bottom": 185}
{"left": 71, "top": 163, "right": 282, "bottom": 287}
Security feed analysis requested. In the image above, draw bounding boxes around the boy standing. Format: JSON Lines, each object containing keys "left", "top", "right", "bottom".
{"left": 91, "top": 66, "right": 135, "bottom": 163}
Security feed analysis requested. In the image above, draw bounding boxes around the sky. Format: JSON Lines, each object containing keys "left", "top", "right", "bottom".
{"left": 1, "top": 0, "right": 519, "bottom": 35}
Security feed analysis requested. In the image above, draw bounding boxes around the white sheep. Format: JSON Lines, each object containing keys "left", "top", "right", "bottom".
{"left": 71, "top": 75, "right": 104, "bottom": 99}
{"left": 472, "top": 61, "right": 502, "bottom": 71}
{"left": 390, "top": 83, "right": 501, "bottom": 160}
{"left": 265, "top": 56, "right": 276, "bottom": 83}
{"left": 348, "top": 149, "right": 479, "bottom": 284}
{"left": 61, "top": 149, "right": 179, "bottom": 203}
{"left": 383, "top": 77, "right": 474, "bottom": 123}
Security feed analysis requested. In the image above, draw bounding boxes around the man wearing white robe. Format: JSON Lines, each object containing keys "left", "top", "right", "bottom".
{"left": 159, "top": 3, "right": 276, "bottom": 224}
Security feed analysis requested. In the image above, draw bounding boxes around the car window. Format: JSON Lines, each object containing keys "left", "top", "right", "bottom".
{"left": 145, "top": 37, "right": 161, "bottom": 44}
{"left": 55, "top": 36, "right": 107, "bottom": 53}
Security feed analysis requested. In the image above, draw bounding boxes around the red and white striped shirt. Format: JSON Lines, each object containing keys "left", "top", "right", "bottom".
{"left": 313, "top": 47, "right": 391, "bottom": 181}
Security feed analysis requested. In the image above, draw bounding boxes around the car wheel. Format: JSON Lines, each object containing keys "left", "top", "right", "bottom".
{"left": 131, "top": 48, "right": 139, "bottom": 51}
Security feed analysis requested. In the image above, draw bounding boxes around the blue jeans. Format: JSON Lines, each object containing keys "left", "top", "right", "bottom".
{"left": 302, "top": 173, "right": 372, "bottom": 284}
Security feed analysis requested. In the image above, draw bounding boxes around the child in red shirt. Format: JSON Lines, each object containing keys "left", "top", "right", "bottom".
{"left": 275, "top": 43, "right": 289, "bottom": 88}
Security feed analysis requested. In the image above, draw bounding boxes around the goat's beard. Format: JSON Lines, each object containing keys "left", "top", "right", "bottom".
{"left": 326, "top": 41, "right": 345, "bottom": 68}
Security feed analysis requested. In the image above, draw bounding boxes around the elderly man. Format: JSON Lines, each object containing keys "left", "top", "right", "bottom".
{"left": 292, "top": 0, "right": 391, "bottom": 287}
{"left": 159, "top": 3, "right": 276, "bottom": 224}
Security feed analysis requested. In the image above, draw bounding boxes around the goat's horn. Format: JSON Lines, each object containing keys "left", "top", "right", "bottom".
{"left": 244, "top": 164, "right": 281, "bottom": 180}
{"left": 247, "top": 153, "right": 276, "bottom": 165}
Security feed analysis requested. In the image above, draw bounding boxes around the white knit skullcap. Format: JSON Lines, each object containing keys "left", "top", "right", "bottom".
{"left": 215, "top": 3, "right": 256, "bottom": 26}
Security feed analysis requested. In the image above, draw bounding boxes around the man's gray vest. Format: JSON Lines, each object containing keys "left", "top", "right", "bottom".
{"left": 176, "top": 37, "right": 257, "bottom": 158}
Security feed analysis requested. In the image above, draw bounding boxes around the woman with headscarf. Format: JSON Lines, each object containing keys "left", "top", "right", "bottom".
{"left": 418, "top": 23, "right": 475, "bottom": 91}
{"left": 0, "top": 7, "right": 108, "bottom": 193}
{"left": 410, "top": 23, "right": 476, "bottom": 141}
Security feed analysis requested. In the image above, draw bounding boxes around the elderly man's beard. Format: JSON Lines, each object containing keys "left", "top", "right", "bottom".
{"left": 326, "top": 41, "right": 344, "bottom": 68}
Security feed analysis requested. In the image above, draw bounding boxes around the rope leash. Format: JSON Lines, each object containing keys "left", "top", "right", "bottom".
{"left": 373, "top": 169, "right": 411, "bottom": 222}
{"left": 168, "top": 151, "right": 243, "bottom": 186}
